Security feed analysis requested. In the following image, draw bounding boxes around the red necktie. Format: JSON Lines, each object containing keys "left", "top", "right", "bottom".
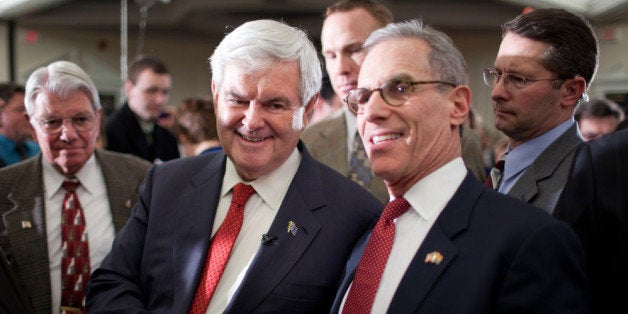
{"left": 343, "top": 197, "right": 411, "bottom": 313}
{"left": 189, "top": 183, "right": 256, "bottom": 314}
{"left": 60, "top": 179, "right": 90, "bottom": 313}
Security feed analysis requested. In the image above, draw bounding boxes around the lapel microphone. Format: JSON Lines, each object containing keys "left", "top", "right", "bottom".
{"left": 261, "top": 233, "right": 277, "bottom": 244}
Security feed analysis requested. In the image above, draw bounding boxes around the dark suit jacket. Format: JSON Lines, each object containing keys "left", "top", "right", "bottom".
{"left": 86, "top": 142, "right": 382, "bottom": 313}
{"left": 332, "top": 173, "right": 590, "bottom": 314}
{"left": 0, "top": 149, "right": 150, "bottom": 314}
{"left": 105, "top": 102, "right": 180, "bottom": 163}
{"left": 507, "top": 123, "right": 583, "bottom": 214}
{"left": 554, "top": 129, "right": 628, "bottom": 314}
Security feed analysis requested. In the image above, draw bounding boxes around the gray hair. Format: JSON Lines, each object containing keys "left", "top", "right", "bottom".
{"left": 364, "top": 19, "right": 468, "bottom": 87}
{"left": 25, "top": 60, "right": 101, "bottom": 116}
{"left": 210, "top": 19, "right": 322, "bottom": 106}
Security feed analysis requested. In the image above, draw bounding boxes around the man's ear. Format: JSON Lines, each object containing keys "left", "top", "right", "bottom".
{"left": 561, "top": 76, "right": 587, "bottom": 108}
{"left": 302, "top": 93, "right": 319, "bottom": 129}
{"left": 449, "top": 85, "right": 471, "bottom": 127}
{"left": 123, "top": 80, "right": 133, "bottom": 98}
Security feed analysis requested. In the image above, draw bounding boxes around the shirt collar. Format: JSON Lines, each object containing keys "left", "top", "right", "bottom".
{"left": 221, "top": 147, "right": 302, "bottom": 211}
{"left": 43, "top": 153, "right": 99, "bottom": 199}
{"left": 502, "top": 118, "right": 574, "bottom": 182}
{"left": 402, "top": 157, "right": 467, "bottom": 221}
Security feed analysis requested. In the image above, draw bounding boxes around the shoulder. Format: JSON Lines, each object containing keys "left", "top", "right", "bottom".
{"left": 300, "top": 148, "right": 382, "bottom": 215}
{"left": 302, "top": 111, "right": 346, "bottom": 140}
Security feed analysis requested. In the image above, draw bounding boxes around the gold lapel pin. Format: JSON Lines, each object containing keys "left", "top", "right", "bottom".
{"left": 125, "top": 199, "right": 132, "bottom": 209}
{"left": 425, "top": 251, "right": 443, "bottom": 265}
{"left": 287, "top": 220, "right": 298, "bottom": 236}
{"left": 21, "top": 220, "right": 32, "bottom": 229}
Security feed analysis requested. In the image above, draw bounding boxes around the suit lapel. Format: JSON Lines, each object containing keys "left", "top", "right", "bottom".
{"left": 172, "top": 154, "right": 226, "bottom": 312}
{"left": 96, "top": 150, "right": 139, "bottom": 231}
{"left": 226, "top": 143, "right": 325, "bottom": 313}
{"left": 389, "top": 174, "right": 481, "bottom": 312}
{"left": 3, "top": 155, "right": 52, "bottom": 311}
{"left": 508, "top": 124, "right": 582, "bottom": 203}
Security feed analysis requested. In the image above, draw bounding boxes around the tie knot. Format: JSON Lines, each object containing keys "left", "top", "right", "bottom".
{"left": 232, "top": 183, "right": 255, "bottom": 206}
{"left": 494, "top": 159, "right": 505, "bottom": 172}
{"left": 382, "top": 197, "right": 411, "bottom": 222}
{"left": 62, "top": 179, "right": 80, "bottom": 192}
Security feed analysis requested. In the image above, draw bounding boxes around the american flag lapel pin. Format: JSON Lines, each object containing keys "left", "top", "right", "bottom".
{"left": 21, "top": 220, "right": 32, "bottom": 229}
{"left": 425, "top": 251, "right": 443, "bottom": 265}
{"left": 287, "top": 220, "right": 298, "bottom": 236}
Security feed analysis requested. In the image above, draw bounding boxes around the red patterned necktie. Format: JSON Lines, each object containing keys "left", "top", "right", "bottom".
{"left": 189, "top": 183, "right": 256, "bottom": 314}
{"left": 60, "top": 179, "right": 90, "bottom": 313}
{"left": 342, "top": 197, "right": 411, "bottom": 313}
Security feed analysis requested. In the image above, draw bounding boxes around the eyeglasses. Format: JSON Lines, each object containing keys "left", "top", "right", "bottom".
{"left": 343, "top": 79, "right": 456, "bottom": 113}
{"left": 482, "top": 68, "right": 564, "bottom": 89}
{"left": 34, "top": 114, "right": 97, "bottom": 135}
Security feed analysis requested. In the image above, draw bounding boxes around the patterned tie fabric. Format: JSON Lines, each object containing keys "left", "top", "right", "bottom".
{"left": 343, "top": 197, "right": 411, "bottom": 313}
{"left": 349, "top": 131, "right": 373, "bottom": 188}
{"left": 60, "top": 179, "right": 90, "bottom": 313}
{"left": 484, "top": 152, "right": 508, "bottom": 190}
{"left": 189, "top": 183, "right": 256, "bottom": 314}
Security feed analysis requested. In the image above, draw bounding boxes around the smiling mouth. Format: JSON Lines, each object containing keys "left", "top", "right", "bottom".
{"left": 240, "top": 133, "right": 269, "bottom": 142}
{"left": 372, "top": 134, "right": 402, "bottom": 144}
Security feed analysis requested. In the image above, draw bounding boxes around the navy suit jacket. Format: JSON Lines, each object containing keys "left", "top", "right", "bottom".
{"left": 105, "top": 103, "right": 180, "bottom": 163}
{"left": 554, "top": 129, "right": 628, "bottom": 314}
{"left": 86, "top": 142, "right": 382, "bottom": 313}
{"left": 332, "top": 174, "right": 590, "bottom": 314}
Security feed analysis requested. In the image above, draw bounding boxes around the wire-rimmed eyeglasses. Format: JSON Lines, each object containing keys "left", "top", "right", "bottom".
{"left": 34, "top": 114, "right": 97, "bottom": 135}
{"left": 482, "top": 68, "right": 564, "bottom": 89}
{"left": 343, "top": 79, "right": 456, "bottom": 113}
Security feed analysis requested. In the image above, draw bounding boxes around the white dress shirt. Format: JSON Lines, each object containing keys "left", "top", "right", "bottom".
{"left": 206, "top": 147, "right": 301, "bottom": 313}
{"left": 43, "top": 155, "right": 114, "bottom": 313}
{"left": 341, "top": 157, "right": 467, "bottom": 313}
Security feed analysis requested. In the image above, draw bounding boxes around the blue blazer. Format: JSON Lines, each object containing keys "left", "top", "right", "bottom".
{"left": 86, "top": 142, "right": 382, "bottom": 313}
{"left": 332, "top": 174, "right": 590, "bottom": 314}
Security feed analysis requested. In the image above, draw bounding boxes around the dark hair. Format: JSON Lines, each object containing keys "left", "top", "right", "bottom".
{"left": 502, "top": 8, "right": 598, "bottom": 86}
{"left": 171, "top": 97, "right": 217, "bottom": 144}
{"left": 325, "top": 0, "right": 394, "bottom": 26}
{"left": 127, "top": 55, "right": 169, "bottom": 84}
{"left": 0, "top": 83, "right": 25, "bottom": 105}
{"left": 575, "top": 98, "right": 625, "bottom": 122}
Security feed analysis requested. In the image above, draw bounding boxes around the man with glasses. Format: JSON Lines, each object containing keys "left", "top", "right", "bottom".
{"left": 483, "top": 8, "right": 598, "bottom": 213}
{"left": 331, "top": 19, "right": 590, "bottom": 313}
{"left": 303, "top": 0, "right": 486, "bottom": 204}
{"left": 0, "top": 61, "right": 150, "bottom": 313}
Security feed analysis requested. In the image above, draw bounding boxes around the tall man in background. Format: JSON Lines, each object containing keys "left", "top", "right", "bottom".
{"left": 106, "top": 55, "right": 180, "bottom": 163}
{"left": 483, "top": 8, "right": 598, "bottom": 213}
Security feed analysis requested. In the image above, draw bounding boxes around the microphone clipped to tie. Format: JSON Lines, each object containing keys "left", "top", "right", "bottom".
{"left": 261, "top": 233, "right": 277, "bottom": 244}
